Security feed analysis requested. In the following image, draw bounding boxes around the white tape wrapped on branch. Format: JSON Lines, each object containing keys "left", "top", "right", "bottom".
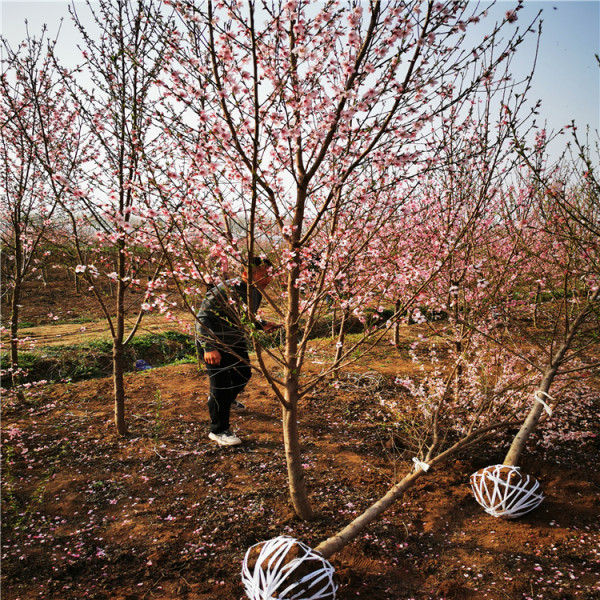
{"left": 242, "top": 536, "right": 338, "bottom": 600}
{"left": 470, "top": 464, "right": 544, "bottom": 519}
{"left": 412, "top": 457, "right": 430, "bottom": 472}
{"left": 534, "top": 390, "right": 554, "bottom": 417}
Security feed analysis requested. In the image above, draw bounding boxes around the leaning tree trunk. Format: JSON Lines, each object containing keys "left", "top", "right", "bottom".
{"left": 314, "top": 417, "right": 522, "bottom": 559}
{"left": 316, "top": 433, "right": 481, "bottom": 558}
{"left": 503, "top": 364, "right": 566, "bottom": 467}
{"left": 503, "top": 349, "right": 564, "bottom": 467}
{"left": 504, "top": 286, "right": 600, "bottom": 466}
{"left": 315, "top": 469, "right": 425, "bottom": 558}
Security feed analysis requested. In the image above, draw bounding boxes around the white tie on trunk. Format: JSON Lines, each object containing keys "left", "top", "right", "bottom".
{"left": 534, "top": 389, "right": 554, "bottom": 416}
{"left": 412, "top": 457, "right": 430, "bottom": 472}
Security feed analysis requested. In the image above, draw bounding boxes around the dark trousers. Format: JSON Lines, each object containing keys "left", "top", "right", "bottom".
{"left": 204, "top": 344, "right": 251, "bottom": 434}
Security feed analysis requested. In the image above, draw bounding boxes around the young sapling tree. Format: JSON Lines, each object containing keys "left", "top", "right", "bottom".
{"left": 49, "top": 0, "right": 176, "bottom": 434}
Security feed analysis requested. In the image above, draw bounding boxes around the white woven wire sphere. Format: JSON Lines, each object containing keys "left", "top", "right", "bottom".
{"left": 241, "top": 536, "right": 338, "bottom": 600}
{"left": 470, "top": 464, "right": 544, "bottom": 519}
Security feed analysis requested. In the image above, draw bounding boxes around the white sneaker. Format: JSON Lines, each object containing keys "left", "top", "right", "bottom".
{"left": 209, "top": 430, "right": 242, "bottom": 446}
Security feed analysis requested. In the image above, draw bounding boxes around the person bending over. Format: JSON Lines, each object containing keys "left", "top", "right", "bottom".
{"left": 196, "top": 257, "right": 279, "bottom": 446}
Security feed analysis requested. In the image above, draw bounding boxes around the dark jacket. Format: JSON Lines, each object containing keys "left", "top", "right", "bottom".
{"left": 196, "top": 279, "right": 264, "bottom": 353}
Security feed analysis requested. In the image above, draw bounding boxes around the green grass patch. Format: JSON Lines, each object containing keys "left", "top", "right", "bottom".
{"left": 54, "top": 316, "right": 97, "bottom": 325}
{"left": 1, "top": 331, "right": 196, "bottom": 386}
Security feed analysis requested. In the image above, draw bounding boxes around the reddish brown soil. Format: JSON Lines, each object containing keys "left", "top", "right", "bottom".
{"left": 2, "top": 357, "right": 600, "bottom": 600}
{"left": 2, "top": 275, "right": 600, "bottom": 599}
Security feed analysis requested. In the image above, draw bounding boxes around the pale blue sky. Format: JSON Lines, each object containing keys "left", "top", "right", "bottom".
{"left": 486, "top": 0, "right": 599, "bottom": 133}
{"left": 2, "top": 0, "right": 599, "bottom": 136}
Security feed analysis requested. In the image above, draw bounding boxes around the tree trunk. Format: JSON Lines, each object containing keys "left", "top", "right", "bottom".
{"left": 283, "top": 262, "right": 314, "bottom": 520}
{"left": 394, "top": 299, "right": 401, "bottom": 347}
{"left": 113, "top": 338, "right": 127, "bottom": 435}
{"left": 113, "top": 255, "right": 127, "bottom": 436}
{"left": 315, "top": 415, "right": 525, "bottom": 559}
{"left": 503, "top": 287, "right": 599, "bottom": 466}
{"left": 9, "top": 282, "right": 21, "bottom": 387}
{"left": 10, "top": 224, "right": 23, "bottom": 386}
{"left": 453, "top": 298, "right": 462, "bottom": 402}
{"left": 503, "top": 364, "right": 559, "bottom": 467}
{"left": 333, "top": 309, "right": 348, "bottom": 371}
{"left": 315, "top": 469, "right": 425, "bottom": 559}
{"left": 533, "top": 282, "right": 541, "bottom": 328}
{"left": 282, "top": 399, "right": 314, "bottom": 520}
{"left": 331, "top": 306, "right": 337, "bottom": 339}
{"left": 454, "top": 338, "right": 463, "bottom": 402}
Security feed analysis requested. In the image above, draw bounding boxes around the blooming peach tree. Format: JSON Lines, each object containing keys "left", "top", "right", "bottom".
{"left": 151, "top": 0, "right": 538, "bottom": 519}
{"left": 44, "top": 0, "right": 176, "bottom": 434}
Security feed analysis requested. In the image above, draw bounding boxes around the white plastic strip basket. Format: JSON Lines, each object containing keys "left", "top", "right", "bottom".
{"left": 242, "top": 536, "right": 338, "bottom": 600}
{"left": 470, "top": 464, "right": 544, "bottom": 519}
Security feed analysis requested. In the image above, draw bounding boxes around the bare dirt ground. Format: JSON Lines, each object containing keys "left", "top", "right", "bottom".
{"left": 2, "top": 276, "right": 600, "bottom": 600}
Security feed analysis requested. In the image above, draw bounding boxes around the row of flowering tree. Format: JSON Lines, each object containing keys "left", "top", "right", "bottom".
{"left": 2, "top": 0, "right": 176, "bottom": 432}
{"left": 1, "top": 30, "right": 86, "bottom": 387}
{"left": 3, "top": 0, "right": 597, "bottom": 541}
{"left": 310, "top": 118, "right": 600, "bottom": 558}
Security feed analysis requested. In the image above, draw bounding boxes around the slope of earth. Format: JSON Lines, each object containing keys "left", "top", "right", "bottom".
{"left": 1, "top": 271, "right": 194, "bottom": 349}
{"left": 2, "top": 356, "right": 599, "bottom": 600}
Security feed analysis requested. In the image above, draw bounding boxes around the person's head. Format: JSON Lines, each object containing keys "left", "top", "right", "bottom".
{"left": 242, "top": 257, "right": 274, "bottom": 289}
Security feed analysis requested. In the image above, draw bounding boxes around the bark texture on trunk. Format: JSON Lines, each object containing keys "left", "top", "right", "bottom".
{"left": 394, "top": 299, "right": 401, "bottom": 347}
{"left": 112, "top": 339, "right": 127, "bottom": 435}
{"left": 333, "top": 309, "right": 348, "bottom": 368}
{"left": 10, "top": 284, "right": 21, "bottom": 375}
{"left": 282, "top": 402, "right": 314, "bottom": 520}
{"left": 10, "top": 226, "right": 23, "bottom": 383}
{"left": 113, "top": 273, "right": 127, "bottom": 436}
{"left": 282, "top": 258, "right": 314, "bottom": 520}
